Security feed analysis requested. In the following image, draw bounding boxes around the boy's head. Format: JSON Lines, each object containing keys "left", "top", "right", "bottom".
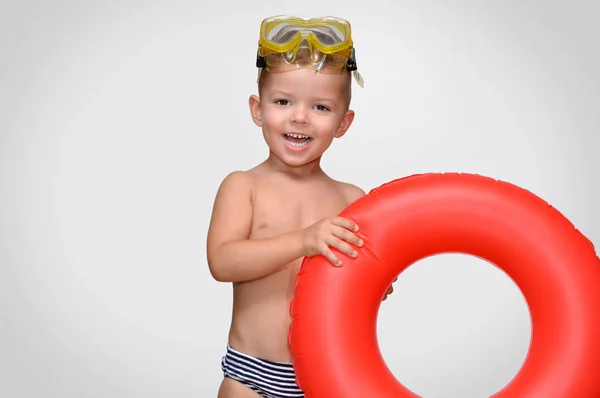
{"left": 249, "top": 15, "right": 363, "bottom": 167}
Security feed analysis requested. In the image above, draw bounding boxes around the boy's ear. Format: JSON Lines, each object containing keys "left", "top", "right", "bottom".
{"left": 334, "top": 109, "right": 355, "bottom": 138}
{"left": 249, "top": 95, "right": 262, "bottom": 127}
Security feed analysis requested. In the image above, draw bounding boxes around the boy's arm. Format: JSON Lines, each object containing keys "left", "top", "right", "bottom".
{"left": 206, "top": 171, "right": 305, "bottom": 283}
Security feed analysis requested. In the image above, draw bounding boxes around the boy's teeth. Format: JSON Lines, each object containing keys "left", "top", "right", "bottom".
{"left": 284, "top": 133, "right": 311, "bottom": 147}
{"left": 288, "top": 140, "right": 309, "bottom": 147}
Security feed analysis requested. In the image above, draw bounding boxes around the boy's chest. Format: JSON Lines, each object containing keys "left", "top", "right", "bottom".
{"left": 251, "top": 185, "right": 349, "bottom": 236}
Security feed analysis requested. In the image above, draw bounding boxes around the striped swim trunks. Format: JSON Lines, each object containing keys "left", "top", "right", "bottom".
{"left": 221, "top": 344, "right": 305, "bottom": 397}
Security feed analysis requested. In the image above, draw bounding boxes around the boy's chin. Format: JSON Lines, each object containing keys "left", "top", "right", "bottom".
{"left": 271, "top": 150, "right": 322, "bottom": 168}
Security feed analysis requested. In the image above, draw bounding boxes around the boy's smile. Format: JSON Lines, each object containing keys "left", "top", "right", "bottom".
{"left": 283, "top": 132, "right": 312, "bottom": 151}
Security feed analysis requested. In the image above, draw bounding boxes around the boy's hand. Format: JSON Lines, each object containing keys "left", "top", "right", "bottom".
{"left": 382, "top": 277, "right": 398, "bottom": 301}
{"left": 300, "top": 217, "right": 363, "bottom": 266}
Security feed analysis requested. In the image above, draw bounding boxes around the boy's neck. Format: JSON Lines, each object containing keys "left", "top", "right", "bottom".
{"left": 264, "top": 152, "right": 325, "bottom": 179}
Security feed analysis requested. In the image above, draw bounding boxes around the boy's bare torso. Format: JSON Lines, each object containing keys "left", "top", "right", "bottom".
{"left": 227, "top": 163, "right": 364, "bottom": 363}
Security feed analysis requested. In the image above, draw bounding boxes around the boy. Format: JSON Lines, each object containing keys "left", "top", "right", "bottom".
{"left": 206, "top": 15, "right": 394, "bottom": 397}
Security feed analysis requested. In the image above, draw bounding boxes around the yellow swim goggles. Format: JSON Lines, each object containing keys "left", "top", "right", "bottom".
{"left": 256, "top": 15, "right": 364, "bottom": 87}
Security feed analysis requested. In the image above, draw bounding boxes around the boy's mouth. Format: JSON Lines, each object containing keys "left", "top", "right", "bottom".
{"left": 283, "top": 133, "right": 312, "bottom": 147}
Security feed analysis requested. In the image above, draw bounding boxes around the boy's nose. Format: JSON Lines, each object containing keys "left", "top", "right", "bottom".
{"left": 291, "top": 105, "right": 308, "bottom": 124}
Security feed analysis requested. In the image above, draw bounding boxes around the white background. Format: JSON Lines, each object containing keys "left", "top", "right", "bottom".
{"left": 1, "top": 0, "right": 598, "bottom": 397}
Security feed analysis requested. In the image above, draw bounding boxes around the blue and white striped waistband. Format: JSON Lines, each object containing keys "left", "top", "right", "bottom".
{"left": 221, "top": 344, "right": 304, "bottom": 398}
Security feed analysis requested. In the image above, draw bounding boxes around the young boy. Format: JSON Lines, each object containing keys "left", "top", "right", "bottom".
{"left": 207, "top": 15, "right": 394, "bottom": 397}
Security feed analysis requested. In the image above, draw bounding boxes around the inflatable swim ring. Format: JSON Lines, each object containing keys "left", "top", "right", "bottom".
{"left": 288, "top": 173, "right": 600, "bottom": 397}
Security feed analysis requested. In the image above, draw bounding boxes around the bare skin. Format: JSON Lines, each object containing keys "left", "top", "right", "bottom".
{"left": 213, "top": 166, "right": 368, "bottom": 398}
{"left": 207, "top": 67, "right": 394, "bottom": 397}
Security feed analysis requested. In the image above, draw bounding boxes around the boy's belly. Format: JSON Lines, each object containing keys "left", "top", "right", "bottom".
{"left": 228, "top": 268, "right": 300, "bottom": 363}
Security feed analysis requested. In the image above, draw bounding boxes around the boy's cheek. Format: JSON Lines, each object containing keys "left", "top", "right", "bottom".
{"left": 264, "top": 114, "right": 285, "bottom": 130}
{"left": 263, "top": 119, "right": 282, "bottom": 134}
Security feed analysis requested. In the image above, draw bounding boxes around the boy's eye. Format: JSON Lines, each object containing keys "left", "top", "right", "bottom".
{"left": 275, "top": 99, "right": 289, "bottom": 105}
{"left": 315, "top": 104, "right": 330, "bottom": 111}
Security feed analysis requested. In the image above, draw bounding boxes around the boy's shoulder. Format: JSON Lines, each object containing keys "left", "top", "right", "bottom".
{"left": 217, "top": 165, "right": 268, "bottom": 188}
{"left": 220, "top": 169, "right": 254, "bottom": 183}
{"left": 215, "top": 170, "right": 256, "bottom": 197}
{"left": 215, "top": 166, "right": 272, "bottom": 197}
{"left": 332, "top": 179, "right": 367, "bottom": 204}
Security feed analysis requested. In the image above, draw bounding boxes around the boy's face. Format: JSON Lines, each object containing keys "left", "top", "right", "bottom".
{"left": 249, "top": 67, "right": 355, "bottom": 168}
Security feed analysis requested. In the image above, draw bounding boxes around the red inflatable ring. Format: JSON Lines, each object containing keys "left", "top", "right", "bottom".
{"left": 288, "top": 173, "right": 600, "bottom": 397}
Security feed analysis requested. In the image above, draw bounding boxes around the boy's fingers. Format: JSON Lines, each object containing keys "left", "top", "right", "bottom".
{"left": 321, "top": 244, "right": 342, "bottom": 266}
{"left": 334, "top": 239, "right": 357, "bottom": 258}
{"left": 332, "top": 217, "right": 358, "bottom": 232}
{"left": 325, "top": 236, "right": 356, "bottom": 258}
{"left": 333, "top": 227, "right": 363, "bottom": 246}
